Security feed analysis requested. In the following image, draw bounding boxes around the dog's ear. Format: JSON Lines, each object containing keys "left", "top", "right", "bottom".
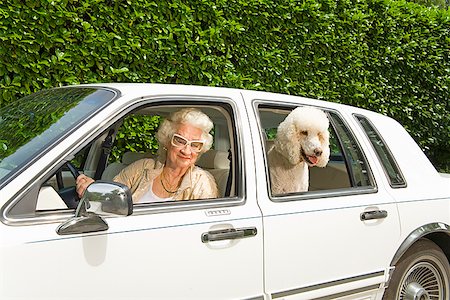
{"left": 274, "top": 120, "right": 303, "bottom": 165}
{"left": 316, "top": 129, "right": 330, "bottom": 167}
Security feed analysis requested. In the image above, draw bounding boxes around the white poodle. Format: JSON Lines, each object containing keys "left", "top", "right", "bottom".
{"left": 267, "top": 106, "right": 330, "bottom": 195}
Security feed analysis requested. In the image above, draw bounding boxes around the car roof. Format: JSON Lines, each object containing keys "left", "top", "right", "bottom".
{"left": 73, "top": 83, "right": 398, "bottom": 131}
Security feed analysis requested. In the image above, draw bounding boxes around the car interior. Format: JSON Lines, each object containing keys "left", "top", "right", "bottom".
{"left": 258, "top": 106, "right": 354, "bottom": 193}
{"left": 37, "top": 103, "right": 238, "bottom": 211}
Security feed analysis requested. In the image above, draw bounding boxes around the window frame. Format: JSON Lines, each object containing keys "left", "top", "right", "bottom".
{"left": 254, "top": 101, "right": 377, "bottom": 202}
{"left": 354, "top": 114, "right": 407, "bottom": 188}
{"left": 3, "top": 96, "right": 245, "bottom": 226}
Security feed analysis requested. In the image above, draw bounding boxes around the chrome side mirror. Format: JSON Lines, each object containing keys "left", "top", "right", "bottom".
{"left": 75, "top": 181, "right": 133, "bottom": 217}
{"left": 57, "top": 181, "right": 133, "bottom": 235}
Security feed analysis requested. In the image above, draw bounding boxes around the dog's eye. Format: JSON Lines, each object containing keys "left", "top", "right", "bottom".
{"left": 301, "top": 130, "right": 308, "bottom": 136}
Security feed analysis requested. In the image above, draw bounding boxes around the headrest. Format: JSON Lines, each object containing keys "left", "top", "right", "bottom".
{"left": 122, "top": 152, "right": 155, "bottom": 165}
{"left": 197, "top": 149, "right": 229, "bottom": 169}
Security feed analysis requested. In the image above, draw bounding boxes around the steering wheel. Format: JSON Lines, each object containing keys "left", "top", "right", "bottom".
{"left": 58, "top": 162, "right": 81, "bottom": 209}
{"left": 66, "top": 161, "right": 80, "bottom": 179}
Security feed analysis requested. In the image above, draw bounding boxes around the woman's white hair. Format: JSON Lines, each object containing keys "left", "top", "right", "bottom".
{"left": 156, "top": 108, "right": 214, "bottom": 162}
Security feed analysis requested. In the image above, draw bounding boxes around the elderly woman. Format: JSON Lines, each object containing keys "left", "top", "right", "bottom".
{"left": 76, "top": 108, "right": 218, "bottom": 203}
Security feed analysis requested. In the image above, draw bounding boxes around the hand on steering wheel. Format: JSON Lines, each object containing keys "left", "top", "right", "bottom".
{"left": 75, "top": 173, "right": 95, "bottom": 198}
{"left": 66, "top": 161, "right": 80, "bottom": 179}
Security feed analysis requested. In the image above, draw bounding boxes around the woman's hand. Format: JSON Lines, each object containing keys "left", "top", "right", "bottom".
{"left": 76, "top": 174, "right": 95, "bottom": 198}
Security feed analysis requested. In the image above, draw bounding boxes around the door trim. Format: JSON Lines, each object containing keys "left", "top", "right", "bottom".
{"left": 271, "top": 271, "right": 384, "bottom": 299}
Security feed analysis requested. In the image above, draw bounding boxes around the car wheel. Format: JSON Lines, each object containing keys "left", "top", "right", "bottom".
{"left": 383, "top": 238, "right": 450, "bottom": 300}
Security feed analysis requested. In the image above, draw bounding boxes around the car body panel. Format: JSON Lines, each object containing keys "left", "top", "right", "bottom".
{"left": 1, "top": 85, "right": 264, "bottom": 299}
{"left": 0, "top": 84, "right": 448, "bottom": 299}
{"left": 1, "top": 207, "right": 264, "bottom": 299}
{"left": 243, "top": 91, "right": 402, "bottom": 299}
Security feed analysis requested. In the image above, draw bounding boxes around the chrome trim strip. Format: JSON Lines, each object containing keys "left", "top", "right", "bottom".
{"left": 271, "top": 271, "right": 384, "bottom": 299}
{"left": 314, "top": 284, "right": 381, "bottom": 300}
{"left": 270, "top": 186, "right": 378, "bottom": 203}
{"left": 242, "top": 296, "right": 265, "bottom": 300}
{"left": 391, "top": 222, "right": 450, "bottom": 266}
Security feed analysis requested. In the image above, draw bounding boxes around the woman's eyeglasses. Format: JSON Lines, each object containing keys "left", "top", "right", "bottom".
{"left": 171, "top": 134, "right": 205, "bottom": 152}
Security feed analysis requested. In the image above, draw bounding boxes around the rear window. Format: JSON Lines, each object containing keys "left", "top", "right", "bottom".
{"left": 355, "top": 115, "right": 406, "bottom": 188}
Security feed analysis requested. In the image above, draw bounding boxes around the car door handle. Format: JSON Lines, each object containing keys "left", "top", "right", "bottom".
{"left": 360, "top": 210, "right": 388, "bottom": 221}
{"left": 201, "top": 227, "right": 257, "bottom": 243}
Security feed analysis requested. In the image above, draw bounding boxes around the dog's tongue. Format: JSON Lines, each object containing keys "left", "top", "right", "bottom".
{"left": 308, "top": 155, "right": 319, "bottom": 165}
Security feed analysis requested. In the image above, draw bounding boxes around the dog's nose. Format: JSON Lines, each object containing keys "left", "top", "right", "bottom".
{"left": 314, "top": 148, "right": 322, "bottom": 156}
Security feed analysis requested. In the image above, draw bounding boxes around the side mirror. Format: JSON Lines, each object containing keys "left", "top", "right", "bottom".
{"left": 56, "top": 181, "right": 133, "bottom": 235}
{"left": 76, "top": 181, "right": 133, "bottom": 217}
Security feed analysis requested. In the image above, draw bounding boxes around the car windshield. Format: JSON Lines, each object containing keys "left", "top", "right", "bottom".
{"left": 0, "top": 87, "right": 116, "bottom": 185}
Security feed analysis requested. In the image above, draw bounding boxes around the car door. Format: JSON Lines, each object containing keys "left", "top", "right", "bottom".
{"left": 250, "top": 98, "right": 401, "bottom": 299}
{"left": 0, "top": 90, "right": 264, "bottom": 299}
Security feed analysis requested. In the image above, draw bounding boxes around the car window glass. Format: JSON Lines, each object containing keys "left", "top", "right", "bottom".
{"left": 258, "top": 105, "right": 374, "bottom": 198}
{"left": 330, "top": 112, "right": 373, "bottom": 188}
{"left": 0, "top": 88, "right": 115, "bottom": 186}
{"left": 355, "top": 114, "right": 406, "bottom": 188}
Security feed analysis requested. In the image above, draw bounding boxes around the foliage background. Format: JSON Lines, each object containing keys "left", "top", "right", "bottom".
{"left": 109, "top": 115, "right": 161, "bottom": 162}
{"left": 0, "top": 0, "right": 449, "bottom": 171}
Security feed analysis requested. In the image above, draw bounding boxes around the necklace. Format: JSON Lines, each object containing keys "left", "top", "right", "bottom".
{"left": 160, "top": 173, "right": 179, "bottom": 194}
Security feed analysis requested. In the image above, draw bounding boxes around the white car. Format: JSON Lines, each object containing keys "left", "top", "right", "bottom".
{"left": 1, "top": 84, "right": 449, "bottom": 300}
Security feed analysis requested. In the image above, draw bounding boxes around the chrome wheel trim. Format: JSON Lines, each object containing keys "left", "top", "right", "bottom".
{"left": 399, "top": 261, "right": 444, "bottom": 300}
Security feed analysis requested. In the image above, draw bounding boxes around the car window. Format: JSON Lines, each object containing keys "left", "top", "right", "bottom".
{"left": 355, "top": 114, "right": 406, "bottom": 188}
{"left": 258, "top": 104, "right": 374, "bottom": 198}
{"left": 330, "top": 111, "right": 373, "bottom": 188}
{"left": 0, "top": 87, "right": 116, "bottom": 187}
{"left": 33, "top": 101, "right": 239, "bottom": 213}
{"left": 104, "top": 104, "right": 237, "bottom": 201}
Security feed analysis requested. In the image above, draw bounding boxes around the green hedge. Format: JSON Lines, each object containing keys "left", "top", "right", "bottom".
{"left": 0, "top": 0, "right": 449, "bottom": 171}
{"left": 110, "top": 115, "right": 161, "bottom": 163}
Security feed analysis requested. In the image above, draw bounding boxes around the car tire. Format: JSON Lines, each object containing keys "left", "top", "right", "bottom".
{"left": 383, "top": 238, "right": 450, "bottom": 300}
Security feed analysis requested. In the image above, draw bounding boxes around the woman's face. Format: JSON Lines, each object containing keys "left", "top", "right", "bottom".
{"left": 165, "top": 123, "right": 204, "bottom": 169}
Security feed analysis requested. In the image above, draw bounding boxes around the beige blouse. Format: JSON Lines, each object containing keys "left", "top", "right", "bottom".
{"left": 113, "top": 158, "right": 218, "bottom": 203}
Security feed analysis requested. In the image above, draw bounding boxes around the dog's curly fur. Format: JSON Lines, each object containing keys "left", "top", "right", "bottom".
{"left": 268, "top": 106, "right": 330, "bottom": 195}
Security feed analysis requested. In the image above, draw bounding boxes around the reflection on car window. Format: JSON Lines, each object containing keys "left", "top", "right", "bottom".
{"left": 355, "top": 115, "right": 406, "bottom": 188}
{"left": 0, "top": 87, "right": 115, "bottom": 185}
{"left": 258, "top": 105, "right": 374, "bottom": 197}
